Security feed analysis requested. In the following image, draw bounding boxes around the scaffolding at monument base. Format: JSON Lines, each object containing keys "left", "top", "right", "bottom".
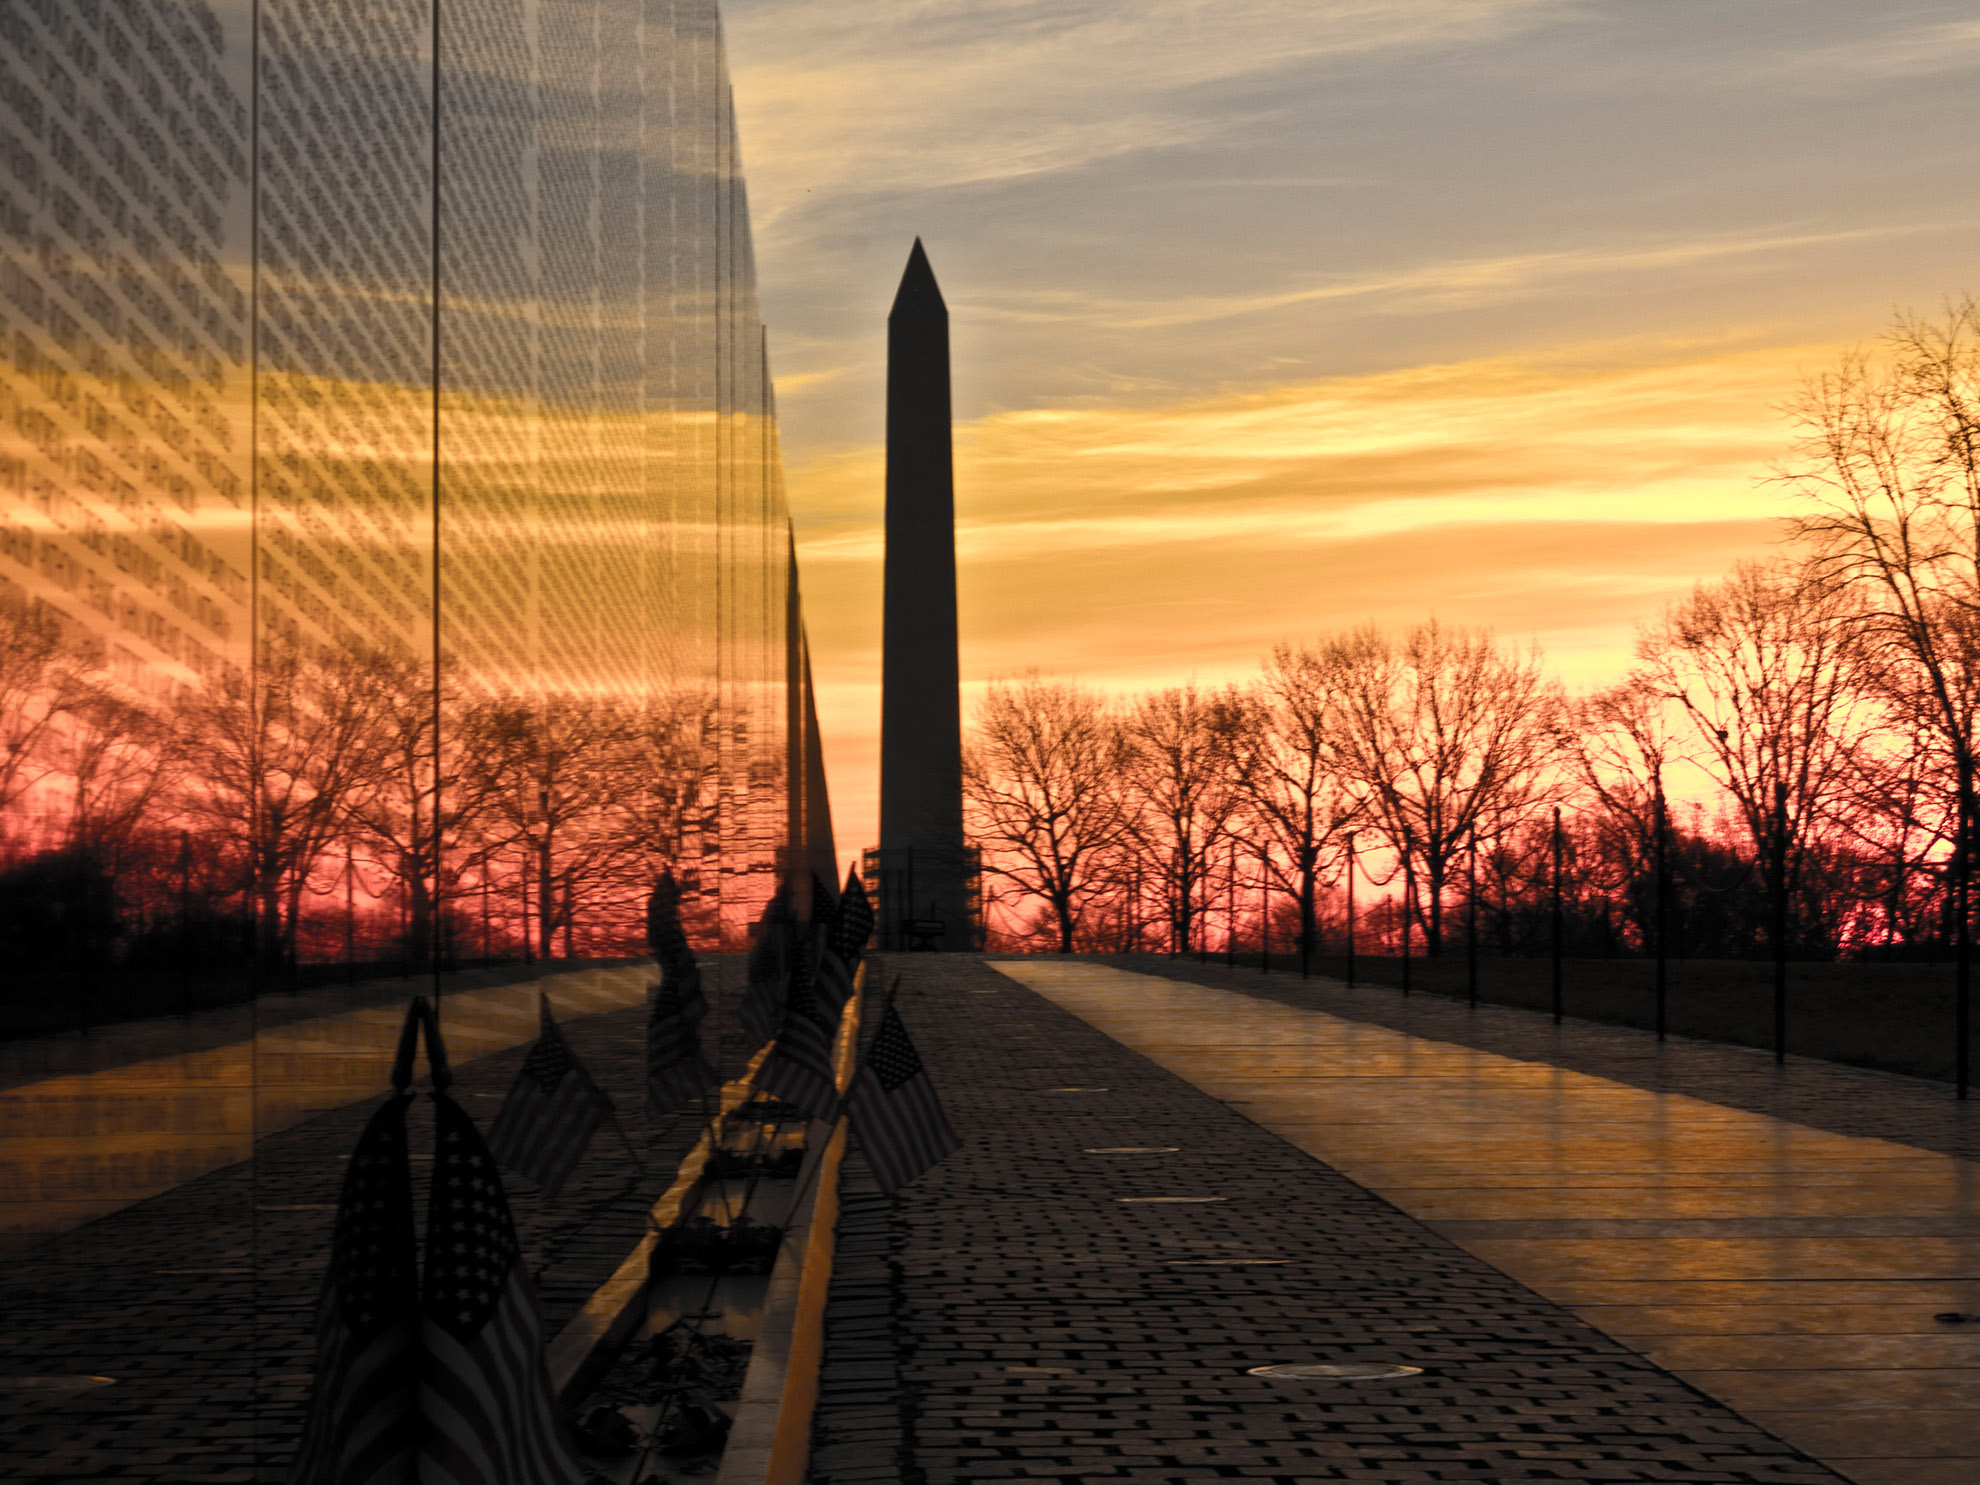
{"left": 860, "top": 844, "right": 983, "bottom": 952}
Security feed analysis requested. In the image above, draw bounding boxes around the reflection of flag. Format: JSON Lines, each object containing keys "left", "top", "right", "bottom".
{"left": 419, "top": 1092, "right": 585, "bottom": 1485}
{"left": 647, "top": 870, "right": 706, "bottom": 1025}
{"left": 646, "top": 869, "right": 692, "bottom": 968}
{"left": 485, "top": 997, "right": 612, "bottom": 1199}
{"left": 668, "top": 958, "right": 707, "bottom": 1027}
{"left": 847, "top": 1000, "right": 959, "bottom": 1195}
{"left": 816, "top": 866, "right": 872, "bottom": 1018}
{"left": 740, "top": 897, "right": 792, "bottom": 1051}
{"left": 753, "top": 950, "right": 841, "bottom": 1123}
{"left": 289, "top": 1093, "right": 419, "bottom": 1485}
{"left": 647, "top": 979, "right": 714, "bottom": 1113}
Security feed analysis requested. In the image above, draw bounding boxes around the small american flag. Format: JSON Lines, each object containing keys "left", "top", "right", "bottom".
{"left": 646, "top": 978, "right": 714, "bottom": 1113}
{"left": 418, "top": 1091, "right": 585, "bottom": 1485}
{"left": 288, "top": 1092, "right": 419, "bottom": 1485}
{"left": 484, "top": 997, "right": 612, "bottom": 1199}
{"left": 753, "top": 948, "right": 842, "bottom": 1123}
{"left": 816, "top": 866, "right": 872, "bottom": 1018}
{"left": 847, "top": 999, "right": 960, "bottom": 1195}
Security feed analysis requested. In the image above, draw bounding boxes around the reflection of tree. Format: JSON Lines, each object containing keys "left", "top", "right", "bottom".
{"left": 50, "top": 685, "right": 182, "bottom": 910}
{"left": 0, "top": 608, "right": 730, "bottom": 1000}
{"left": 0, "top": 595, "right": 94, "bottom": 848}
{"left": 339, "top": 653, "right": 507, "bottom": 965}
{"left": 480, "top": 696, "right": 672, "bottom": 958}
{"left": 619, "top": 687, "right": 720, "bottom": 904}
{"left": 172, "top": 644, "right": 386, "bottom": 964}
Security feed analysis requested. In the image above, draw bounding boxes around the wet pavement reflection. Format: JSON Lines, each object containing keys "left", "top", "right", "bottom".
{"left": 994, "top": 958, "right": 1980, "bottom": 1485}
{"left": 0, "top": 963, "right": 652, "bottom": 1255}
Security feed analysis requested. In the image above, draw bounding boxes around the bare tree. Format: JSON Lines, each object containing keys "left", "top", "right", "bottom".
{"left": 1630, "top": 558, "right": 1875, "bottom": 953}
{"left": 1326, "top": 620, "right": 1563, "bottom": 953}
{"left": 1786, "top": 301, "right": 1980, "bottom": 822}
{"left": 1119, "top": 683, "right": 1246, "bottom": 953}
{"left": 1229, "top": 644, "right": 1362, "bottom": 965}
{"left": 964, "top": 675, "right": 1132, "bottom": 953}
{"left": 1566, "top": 679, "right": 1684, "bottom": 947}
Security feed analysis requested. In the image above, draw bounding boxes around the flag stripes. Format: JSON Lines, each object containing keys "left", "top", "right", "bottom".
{"left": 485, "top": 999, "right": 610, "bottom": 1199}
{"left": 288, "top": 1093, "right": 418, "bottom": 1485}
{"left": 754, "top": 949, "right": 842, "bottom": 1123}
{"left": 847, "top": 1000, "right": 960, "bottom": 1196}
{"left": 419, "top": 1093, "right": 584, "bottom": 1485}
{"left": 647, "top": 980, "right": 714, "bottom": 1114}
{"left": 816, "top": 867, "right": 872, "bottom": 1018}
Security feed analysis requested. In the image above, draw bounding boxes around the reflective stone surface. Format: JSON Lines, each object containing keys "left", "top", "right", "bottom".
{"left": 0, "top": 0, "right": 826, "bottom": 1451}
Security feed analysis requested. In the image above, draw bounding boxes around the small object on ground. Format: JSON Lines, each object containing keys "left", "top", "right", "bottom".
{"left": 1934, "top": 1311, "right": 1977, "bottom": 1323}
{"left": 1247, "top": 1361, "right": 1423, "bottom": 1381}
{"left": 658, "top": 1395, "right": 733, "bottom": 1456}
{"left": 574, "top": 1404, "right": 640, "bottom": 1459}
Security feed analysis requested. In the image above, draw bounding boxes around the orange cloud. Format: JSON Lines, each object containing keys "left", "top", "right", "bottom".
{"left": 796, "top": 333, "right": 1843, "bottom": 856}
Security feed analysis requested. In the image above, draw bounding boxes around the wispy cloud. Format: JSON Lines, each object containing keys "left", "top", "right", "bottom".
{"left": 1761, "top": 19, "right": 1980, "bottom": 84}
{"left": 967, "top": 224, "right": 1948, "bottom": 331}
{"left": 727, "top": 0, "right": 1567, "bottom": 212}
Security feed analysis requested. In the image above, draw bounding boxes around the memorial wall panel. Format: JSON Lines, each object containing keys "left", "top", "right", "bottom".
{"left": 0, "top": 0, "right": 827, "bottom": 1386}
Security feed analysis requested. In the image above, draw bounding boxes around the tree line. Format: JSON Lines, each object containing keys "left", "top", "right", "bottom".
{"left": 965, "top": 304, "right": 1980, "bottom": 963}
{"left": 0, "top": 615, "right": 717, "bottom": 979}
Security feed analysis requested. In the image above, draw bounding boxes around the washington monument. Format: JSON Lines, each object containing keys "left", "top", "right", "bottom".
{"left": 877, "top": 240, "right": 974, "bottom": 948}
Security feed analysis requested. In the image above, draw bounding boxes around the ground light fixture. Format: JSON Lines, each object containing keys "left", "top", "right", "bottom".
{"left": 1084, "top": 1146, "right": 1179, "bottom": 1153}
{"left": 1165, "top": 1258, "right": 1289, "bottom": 1265}
{"left": 1117, "top": 1195, "right": 1227, "bottom": 1203}
{"left": 1247, "top": 1363, "right": 1423, "bottom": 1381}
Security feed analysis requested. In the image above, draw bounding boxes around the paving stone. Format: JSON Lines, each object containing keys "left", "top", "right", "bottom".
{"left": 806, "top": 954, "right": 1848, "bottom": 1485}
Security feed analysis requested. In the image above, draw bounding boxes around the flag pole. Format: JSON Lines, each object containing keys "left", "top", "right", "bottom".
{"left": 605, "top": 1108, "right": 647, "bottom": 1176}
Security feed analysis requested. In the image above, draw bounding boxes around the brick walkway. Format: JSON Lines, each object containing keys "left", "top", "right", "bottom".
{"left": 810, "top": 954, "right": 1842, "bottom": 1484}
{"left": 0, "top": 962, "right": 750, "bottom": 1484}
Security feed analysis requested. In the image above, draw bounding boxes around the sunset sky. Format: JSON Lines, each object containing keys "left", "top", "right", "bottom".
{"left": 722, "top": 0, "right": 1980, "bottom": 862}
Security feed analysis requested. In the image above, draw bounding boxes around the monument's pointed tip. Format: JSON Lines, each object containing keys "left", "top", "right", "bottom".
{"left": 891, "top": 238, "right": 945, "bottom": 319}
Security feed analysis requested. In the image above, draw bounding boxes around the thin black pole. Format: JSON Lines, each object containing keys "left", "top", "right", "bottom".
{"left": 1345, "top": 833, "right": 1356, "bottom": 988}
{"left": 180, "top": 830, "right": 194, "bottom": 1017}
{"left": 521, "top": 845, "right": 533, "bottom": 966}
{"left": 1960, "top": 756, "right": 1972, "bottom": 1100}
{"left": 1299, "top": 850, "right": 1311, "bottom": 979}
{"left": 1466, "top": 827, "right": 1478, "bottom": 1010}
{"left": 1195, "top": 850, "right": 1205, "bottom": 964}
{"left": 1551, "top": 805, "right": 1564, "bottom": 1025}
{"left": 1259, "top": 855, "right": 1270, "bottom": 974}
{"left": 1401, "top": 837, "right": 1413, "bottom": 997}
{"left": 345, "top": 843, "right": 356, "bottom": 986}
{"left": 430, "top": 0, "right": 444, "bottom": 1013}
{"left": 1654, "top": 784, "right": 1668, "bottom": 1042}
{"left": 1225, "top": 840, "right": 1236, "bottom": 968}
{"left": 1772, "top": 780, "right": 1788, "bottom": 1065}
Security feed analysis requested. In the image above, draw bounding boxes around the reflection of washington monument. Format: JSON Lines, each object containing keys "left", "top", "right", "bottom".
{"left": 874, "top": 241, "right": 975, "bottom": 949}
